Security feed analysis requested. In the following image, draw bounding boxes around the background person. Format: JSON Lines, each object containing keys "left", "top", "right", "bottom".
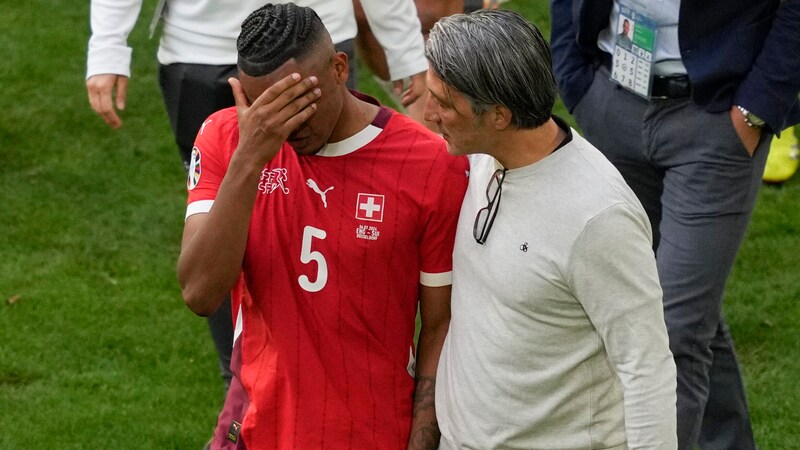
{"left": 549, "top": 0, "right": 800, "bottom": 448}
{"left": 424, "top": 10, "right": 677, "bottom": 449}
{"left": 177, "top": 3, "right": 468, "bottom": 448}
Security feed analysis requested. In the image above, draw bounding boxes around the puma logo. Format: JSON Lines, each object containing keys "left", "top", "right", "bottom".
{"left": 306, "top": 178, "right": 334, "bottom": 208}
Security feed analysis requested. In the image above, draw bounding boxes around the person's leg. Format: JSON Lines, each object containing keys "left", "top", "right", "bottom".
{"left": 645, "top": 100, "right": 768, "bottom": 450}
{"left": 210, "top": 327, "right": 249, "bottom": 450}
{"left": 158, "top": 63, "right": 237, "bottom": 392}
{"left": 698, "top": 320, "right": 756, "bottom": 450}
{"left": 158, "top": 63, "right": 238, "bottom": 168}
{"left": 205, "top": 297, "right": 234, "bottom": 392}
{"left": 574, "top": 66, "right": 766, "bottom": 449}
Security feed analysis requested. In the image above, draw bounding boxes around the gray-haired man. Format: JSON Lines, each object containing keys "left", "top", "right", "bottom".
{"left": 423, "top": 10, "right": 677, "bottom": 449}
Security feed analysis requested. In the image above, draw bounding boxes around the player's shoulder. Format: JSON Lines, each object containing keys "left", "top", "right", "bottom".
{"left": 381, "top": 111, "right": 448, "bottom": 155}
{"left": 198, "top": 106, "right": 239, "bottom": 140}
{"left": 385, "top": 111, "right": 441, "bottom": 142}
{"left": 382, "top": 113, "right": 468, "bottom": 179}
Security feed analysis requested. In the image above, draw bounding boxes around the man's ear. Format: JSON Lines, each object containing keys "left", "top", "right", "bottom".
{"left": 492, "top": 105, "right": 513, "bottom": 131}
{"left": 333, "top": 51, "right": 349, "bottom": 85}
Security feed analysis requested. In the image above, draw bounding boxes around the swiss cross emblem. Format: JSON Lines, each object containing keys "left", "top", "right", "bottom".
{"left": 355, "top": 193, "right": 384, "bottom": 222}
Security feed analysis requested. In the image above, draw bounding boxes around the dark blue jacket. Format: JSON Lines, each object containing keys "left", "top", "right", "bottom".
{"left": 550, "top": 0, "right": 800, "bottom": 133}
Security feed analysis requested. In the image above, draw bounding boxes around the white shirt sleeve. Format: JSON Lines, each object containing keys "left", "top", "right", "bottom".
{"left": 358, "top": 0, "right": 428, "bottom": 81}
{"left": 568, "top": 203, "right": 678, "bottom": 449}
{"left": 86, "top": 0, "right": 144, "bottom": 79}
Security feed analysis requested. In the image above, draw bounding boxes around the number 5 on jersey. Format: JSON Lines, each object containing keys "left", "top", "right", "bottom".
{"left": 299, "top": 226, "right": 328, "bottom": 293}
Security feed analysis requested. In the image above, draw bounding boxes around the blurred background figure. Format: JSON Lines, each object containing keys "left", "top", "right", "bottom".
{"left": 763, "top": 125, "right": 799, "bottom": 185}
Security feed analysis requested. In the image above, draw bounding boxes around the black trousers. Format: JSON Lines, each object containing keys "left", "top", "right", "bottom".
{"left": 159, "top": 62, "right": 236, "bottom": 391}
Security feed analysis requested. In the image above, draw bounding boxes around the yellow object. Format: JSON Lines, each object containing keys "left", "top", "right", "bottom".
{"left": 763, "top": 127, "right": 799, "bottom": 184}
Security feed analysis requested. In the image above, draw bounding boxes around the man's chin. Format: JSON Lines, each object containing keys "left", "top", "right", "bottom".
{"left": 444, "top": 141, "right": 466, "bottom": 156}
{"left": 289, "top": 140, "right": 324, "bottom": 155}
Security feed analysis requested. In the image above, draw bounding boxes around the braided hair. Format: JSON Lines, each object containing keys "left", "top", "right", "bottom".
{"left": 237, "top": 3, "right": 327, "bottom": 77}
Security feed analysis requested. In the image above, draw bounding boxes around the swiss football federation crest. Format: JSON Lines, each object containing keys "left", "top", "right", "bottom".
{"left": 187, "top": 147, "right": 201, "bottom": 190}
{"left": 355, "top": 193, "right": 384, "bottom": 222}
{"left": 258, "top": 168, "right": 290, "bottom": 195}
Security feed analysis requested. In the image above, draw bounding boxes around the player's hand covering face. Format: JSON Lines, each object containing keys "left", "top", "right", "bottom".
{"left": 230, "top": 71, "right": 321, "bottom": 165}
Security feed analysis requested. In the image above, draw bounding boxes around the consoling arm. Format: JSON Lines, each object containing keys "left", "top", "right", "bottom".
{"left": 407, "top": 284, "right": 451, "bottom": 450}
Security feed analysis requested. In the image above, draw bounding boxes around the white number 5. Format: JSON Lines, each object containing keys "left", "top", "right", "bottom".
{"left": 298, "top": 226, "right": 328, "bottom": 292}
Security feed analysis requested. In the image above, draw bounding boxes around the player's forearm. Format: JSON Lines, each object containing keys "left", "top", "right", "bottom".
{"left": 178, "top": 156, "right": 263, "bottom": 316}
{"left": 407, "top": 324, "right": 448, "bottom": 450}
{"left": 408, "top": 375, "right": 438, "bottom": 450}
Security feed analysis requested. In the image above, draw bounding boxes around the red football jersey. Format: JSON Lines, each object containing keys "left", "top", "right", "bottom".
{"left": 187, "top": 99, "right": 468, "bottom": 449}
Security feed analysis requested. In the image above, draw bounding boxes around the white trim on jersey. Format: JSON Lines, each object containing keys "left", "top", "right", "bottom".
{"left": 420, "top": 270, "right": 453, "bottom": 288}
{"left": 316, "top": 124, "right": 382, "bottom": 157}
{"left": 185, "top": 199, "right": 214, "bottom": 220}
{"left": 233, "top": 304, "right": 243, "bottom": 344}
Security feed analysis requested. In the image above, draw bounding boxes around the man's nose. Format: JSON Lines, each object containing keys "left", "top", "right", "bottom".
{"left": 422, "top": 96, "right": 438, "bottom": 123}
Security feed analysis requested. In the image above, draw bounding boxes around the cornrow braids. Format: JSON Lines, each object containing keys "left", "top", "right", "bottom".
{"left": 237, "top": 3, "right": 326, "bottom": 77}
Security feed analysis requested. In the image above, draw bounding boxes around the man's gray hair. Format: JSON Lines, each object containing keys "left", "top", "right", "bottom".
{"left": 425, "top": 9, "right": 558, "bottom": 129}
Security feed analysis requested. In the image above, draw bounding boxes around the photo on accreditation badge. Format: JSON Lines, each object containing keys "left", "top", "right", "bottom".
{"left": 616, "top": 16, "right": 634, "bottom": 51}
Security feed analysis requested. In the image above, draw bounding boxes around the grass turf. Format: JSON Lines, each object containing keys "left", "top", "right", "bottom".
{"left": 1, "top": 0, "right": 798, "bottom": 448}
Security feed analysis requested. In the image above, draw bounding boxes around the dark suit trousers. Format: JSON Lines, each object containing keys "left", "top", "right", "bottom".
{"left": 572, "top": 66, "right": 767, "bottom": 450}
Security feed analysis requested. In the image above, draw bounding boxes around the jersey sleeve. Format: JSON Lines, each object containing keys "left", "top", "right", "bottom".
{"left": 185, "top": 108, "right": 238, "bottom": 220}
{"left": 419, "top": 149, "right": 470, "bottom": 287}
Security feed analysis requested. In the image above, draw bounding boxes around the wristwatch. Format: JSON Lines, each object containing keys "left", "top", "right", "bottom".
{"left": 736, "top": 105, "right": 765, "bottom": 128}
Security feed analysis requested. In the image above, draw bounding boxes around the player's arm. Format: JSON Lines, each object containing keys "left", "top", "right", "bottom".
{"left": 407, "top": 284, "right": 451, "bottom": 450}
{"left": 177, "top": 74, "right": 320, "bottom": 316}
{"left": 178, "top": 166, "right": 260, "bottom": 317}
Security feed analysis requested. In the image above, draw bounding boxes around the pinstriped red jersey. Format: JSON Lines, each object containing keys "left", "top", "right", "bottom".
{"left": 187, "top": 100, "right": 468, "bottom": 449}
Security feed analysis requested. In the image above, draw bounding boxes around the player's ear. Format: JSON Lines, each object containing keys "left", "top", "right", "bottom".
{"left": 332, "top": 51, "right": 349, "bottom": 85}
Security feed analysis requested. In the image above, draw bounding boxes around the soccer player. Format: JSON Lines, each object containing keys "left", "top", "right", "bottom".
{"left": 177, "top": 3, "right": 468, "bottom": 449}
{"left": 88, "top": 0, "right": 437, "bottom": 426}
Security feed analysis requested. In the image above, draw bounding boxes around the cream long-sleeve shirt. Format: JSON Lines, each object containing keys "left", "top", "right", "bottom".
{"left": 87, "top": 0, "right": 427, "bottom": 81}
{"left": 437, "top": 126, "right": 677, "bottom": 449}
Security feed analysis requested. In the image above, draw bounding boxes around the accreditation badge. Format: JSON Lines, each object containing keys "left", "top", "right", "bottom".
{"left": 610, "top": 4, "right": 657, "bottom": 99}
